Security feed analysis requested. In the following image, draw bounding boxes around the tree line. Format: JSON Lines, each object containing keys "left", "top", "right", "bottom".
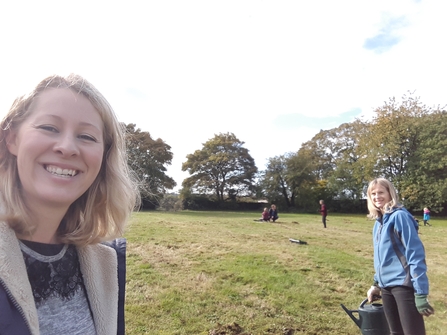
{"left": 125, "top": 94, "right": 447, "bottom": 213}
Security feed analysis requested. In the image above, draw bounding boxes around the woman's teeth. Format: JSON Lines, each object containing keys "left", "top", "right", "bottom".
{"left": 46, "top": 165, "right": 78, "bottom": 177}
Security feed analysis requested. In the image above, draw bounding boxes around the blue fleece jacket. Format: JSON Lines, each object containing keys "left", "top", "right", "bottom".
{"left": 373, "top": 207, "right": 429, "bottom": 295}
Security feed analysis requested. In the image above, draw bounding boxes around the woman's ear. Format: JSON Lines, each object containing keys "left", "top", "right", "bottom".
{"left": 6, "top": 130, "right": 18, "bottom": 156}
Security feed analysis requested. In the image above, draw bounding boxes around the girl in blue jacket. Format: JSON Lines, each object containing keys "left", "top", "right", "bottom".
{"left": 0, "top": 74, "right": 140, "bottom": 335}
{"left": 366, "top": 178, "right": 434, "bottom": 335}
{"left": 423, "top": 207, "right": 431, "bottom": 226}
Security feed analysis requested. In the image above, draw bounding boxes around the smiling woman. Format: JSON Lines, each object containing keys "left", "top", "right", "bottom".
{"left": 0, "top": 74, "right": 140, "bottom": 335}
{"left": 366, "top": 178, "right": 434, "bottom": 335}
{"left": 7, "top": 88, "right": 105, "bottom": 227}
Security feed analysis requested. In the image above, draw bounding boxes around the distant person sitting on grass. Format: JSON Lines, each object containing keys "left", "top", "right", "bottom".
{"left": 269, "top": 204, "right": 279, "bottom": 222}
{"left": 254, "top": 208, "right": 270, "bottom": 222}
{"left": 261, "top": 208, "right": 270, "bottom": 221}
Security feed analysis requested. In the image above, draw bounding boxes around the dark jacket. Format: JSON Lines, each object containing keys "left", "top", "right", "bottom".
{"left": 0, "top": 222, "right": 126, "bottom": 335}
{"left": 268, "top": 209, "right": 278, "bottom": 219}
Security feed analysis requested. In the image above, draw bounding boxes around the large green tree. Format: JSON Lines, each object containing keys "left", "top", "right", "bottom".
{"left": 298, "top": 127, "right": 341, "bottom": 181}
{"left": 358, "top": 94, "right": 425, "bottom": 184}
{"left": 282, "top": 121, "right": 368, "bottom": 211}
{"left": 181, "top": 132, "right": 257, "bottom": 202}
{"left": 324, "top": 120, "right": 367, "bottom": 200}
{"left": 285, "top": 149, "right": 319, "bottom": 210}
{"left": 397, "top": 110, "right": 447, "bottom": 210}
{"left": 259, "top": 149, "right": 322, "bottom": 210}
{"left": 125, "top": 124, "right": 176, "bottom": 204}
{"left": 357, "top": 94, "right": 447, "bottom": 210}
{"left": 258, "top": 154, "right": 296, "bottom": 207}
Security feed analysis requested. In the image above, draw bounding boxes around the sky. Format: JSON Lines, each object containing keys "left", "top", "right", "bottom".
{"left": 1, "top": 0, "right": 445, "bottom": 191}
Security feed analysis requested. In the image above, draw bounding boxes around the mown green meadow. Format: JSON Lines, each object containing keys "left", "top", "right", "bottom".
{"left": 124, "top": 211, "right": 447, "bottom": 334}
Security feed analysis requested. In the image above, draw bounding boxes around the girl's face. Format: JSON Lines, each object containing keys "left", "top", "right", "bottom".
{"left": 7, "top": 88, "right": 104, "bottom": 211}
{"left": 370, "top": 184, "right": 391, "bottom": 210}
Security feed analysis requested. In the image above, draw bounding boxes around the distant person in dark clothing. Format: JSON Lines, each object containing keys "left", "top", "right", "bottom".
{"left": 269, "top": 204, "right": 279, "bottom": 222}
{"left": 320, "top": 200, "right": 327, "bottom": 228}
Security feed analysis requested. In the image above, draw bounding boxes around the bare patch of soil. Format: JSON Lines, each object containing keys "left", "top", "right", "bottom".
{"left": 208, "top": 323, "right": 296, "bottom": 335}
{"left": 208, "top": 322, "right": 247, "bottom": 335}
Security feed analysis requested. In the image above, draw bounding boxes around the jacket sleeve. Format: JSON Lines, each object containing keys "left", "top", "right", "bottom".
{"left": 394, "top": 211, "right": 429, "bottom": 295}
{"left": 372, "top": 222, "right": 379, "bottom": 285}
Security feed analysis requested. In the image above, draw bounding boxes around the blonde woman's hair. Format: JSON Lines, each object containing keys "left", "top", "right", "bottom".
{"left": 366, "top": 178, "right": 401, "bottom": 219}
{"left": 0, "top": 74, "right": 140, "bottom": 245}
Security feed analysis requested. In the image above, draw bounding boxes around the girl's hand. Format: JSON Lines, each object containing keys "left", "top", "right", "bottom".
{"left": 367, "top": 286, "right": 381, "bottom": 303}
{"left": 415, "top": 294, "right": 435, "bottom": 316}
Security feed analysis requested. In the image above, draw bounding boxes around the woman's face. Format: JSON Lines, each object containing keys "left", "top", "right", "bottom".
{"left": 7, "top": 88, "right": 104, "bottom": 211}
{"left": 370, "top": 184, "right": 391, "bottom": 210}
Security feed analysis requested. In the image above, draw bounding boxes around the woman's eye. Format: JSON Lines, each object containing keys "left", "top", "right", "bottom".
{"left": 79, "top": 134, "right": 97, "bottom": 142}
{"left": 38, "top": 125, "right": 58, "bottom": 132}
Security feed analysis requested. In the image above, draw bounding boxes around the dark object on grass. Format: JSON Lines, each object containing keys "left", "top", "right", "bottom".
{"left": 289, "top": 238, "right": 307, "bottom": 245}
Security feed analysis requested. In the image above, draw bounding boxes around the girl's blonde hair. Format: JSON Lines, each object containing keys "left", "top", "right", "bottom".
{"left": 366, "top": 178, "right": 401, "bottom": 219}
{"left": 0, "top": 74, "right": 140, "bottom": 245}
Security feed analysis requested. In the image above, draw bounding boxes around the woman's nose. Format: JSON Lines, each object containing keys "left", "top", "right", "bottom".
{"left": 53, "top": 134, "right": 80, "bottom": 156}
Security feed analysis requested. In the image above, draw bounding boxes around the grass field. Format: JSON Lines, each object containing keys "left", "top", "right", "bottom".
{"left": 124, "top": 211, "right": 447, "bottom": 334}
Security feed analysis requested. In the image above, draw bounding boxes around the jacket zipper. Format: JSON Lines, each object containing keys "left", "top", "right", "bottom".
{"left": 376, "top": 217, "right": 384, "bottom": 286}
{"left": 0, "top": 277, "right": 33, "bottom": 335}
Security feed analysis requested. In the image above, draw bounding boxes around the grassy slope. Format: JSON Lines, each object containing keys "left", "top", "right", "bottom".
{"left": 125, "top": 211, "right": 447, "bottom": 335}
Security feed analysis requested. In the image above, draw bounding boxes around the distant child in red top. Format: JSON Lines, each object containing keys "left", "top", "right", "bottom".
{"left": 262, "top": 208, "right": 270, "bottom": 222}
{"left": 253, "top": 208, "right": 270, "bottom": 222}
{"left": 320, "top": 200, "right": 327, "bottom": 228}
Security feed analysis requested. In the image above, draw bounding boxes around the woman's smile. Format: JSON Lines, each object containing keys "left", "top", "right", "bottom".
{"left": 45, "top": 164, "right": 79, "bottom": 177}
